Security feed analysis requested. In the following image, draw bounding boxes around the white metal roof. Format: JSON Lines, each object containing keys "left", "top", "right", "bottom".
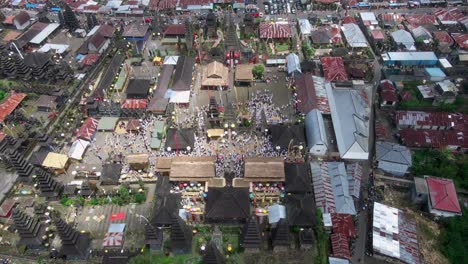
{"left": 87, "top": 25, "right": 100, "bottom": 37}
{"left": 341, "top": 23, "right": 369, "bottom": 48}
{"left": 108, "top": 223, "right": 126, "bottom": 232}
{"left": 169, "top": 90, "right": 191, "bottom": 103}
{"left": 30, "top": 23, "right": 60, "bottom": 44}
{"left": 37, "top": 43, "right": 69, "bottom": 54}
{"left": 298, "top": 19, "right": 312, "bottom": 35}
{"left": 373, "top": 202, "right": 400, "bottom": 259}
{"left": 360, "top": 12, "right": 378, "bottom": 25}
{"left": 163, "top": 56, "right": 179, "bottom": 65}
{"left": 68, "top": 139, "right": 90, "bottom": 160}
{"left": 439, "top": 58, "right": 452, "bottom": 68}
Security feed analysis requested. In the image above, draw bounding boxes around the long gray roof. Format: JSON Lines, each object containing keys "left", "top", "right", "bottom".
{"left": 328, "top": 162, "right": 356, "bottom": 215}
{"left": 305, "top": 109, "right": 328, "bottom": 148}
{"left": 287, "top": 53, "right": 301, "bottom": 75}
{"left": 326, "top": 86, "right": 369, "bottom": 160}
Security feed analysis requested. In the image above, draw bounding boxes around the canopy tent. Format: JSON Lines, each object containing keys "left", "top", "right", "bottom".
{"left": 68, "top": 139, "right": 90, "bottom": 160}
{"left": 42, "top": 152, "right": 69, "bottom": 169}
{"left": 169, "top": 91, "right": 191, "bottom": 104}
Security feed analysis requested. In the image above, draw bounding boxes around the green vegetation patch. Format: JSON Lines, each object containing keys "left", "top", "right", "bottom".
{"left": 438, "top": 207, "right": 468, "bottom": 264}
{"left": 411, "top": 149, "right": 468, "bottom": 189}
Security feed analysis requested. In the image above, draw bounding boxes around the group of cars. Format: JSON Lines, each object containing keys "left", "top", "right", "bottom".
{"left": 263, "top": 0, "right": 297, "bottom": 15}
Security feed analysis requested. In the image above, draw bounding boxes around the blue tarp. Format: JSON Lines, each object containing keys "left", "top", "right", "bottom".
{"left": 50, "top": 7, "right": 61, "bottom": 12}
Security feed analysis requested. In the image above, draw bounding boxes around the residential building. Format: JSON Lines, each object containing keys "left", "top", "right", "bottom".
{"left": 375, "top": 141, "right": 412, "bottom": 176}
{"left": 425, "top": 176, "right": 462, "bottom": 217}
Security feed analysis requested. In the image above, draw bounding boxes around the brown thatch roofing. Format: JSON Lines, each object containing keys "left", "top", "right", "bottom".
{"left": 169, "top": 156, "right": 215, "bottom": 181}
{"left": 201, "top": 61, "right": 229, "bottom": 87}
{"left": 244, "top": 157, "right": 285, "bottom": 182}
{"left": 235, "top": 64, "right": 254, "bottom": 82}
{"left": 127, "top": 153, "right": 149, "bottom": 164}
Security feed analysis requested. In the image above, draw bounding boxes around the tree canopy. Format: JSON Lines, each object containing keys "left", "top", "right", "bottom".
{"left": 438, "top": 207, "right": 468, "bottom": 263}
{"left": 411, "top": 149, "right": 468, "bottom": 189}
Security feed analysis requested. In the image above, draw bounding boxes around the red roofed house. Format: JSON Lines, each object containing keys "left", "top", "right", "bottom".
{"left": 121, "top": 99, "right": 148, "bottom": 117}
{"left": 379, "top": 80, "right": 397, "bottom": 107}
{"left": 77, "top": 117, "right": 99, "bottom": 141}
{"left": 433, "top": 31, "right": 454, "bottom": 53}
{"left": 0, "top": 199, "right": 16, "bottom": 219}
{"left": 434, "top": 8, "right": 465, "bottom": 25}
{"left": 163, "top": 24, "right": 186, "bottom": 39}
{"left": 370, "top": 29, "right": 385, "bottom": 42}
{"left": 450, "top": 33, "right": 468, "bottom": 50}
{"left": 13, "top": 11, "right": 31, "bottom": 30}
{"left": 320, "top": 57, "right": 348, "bottom": 82}
{"left": 259, "top": 22, "right": 291, "bottom": 41}
{"left": 330, "top": 233, "right": 351, "bottom": 260}
{"left": 0, "top": 92, "right": 27, "bottom": 123}
{"left": 425, "top": 176, "right": 461, "bottom": 217}
{"left": 331, "top": 213, "right": 356, "bottom": 239}
{"left": 399, "top": 128, "right": 468, "bottom": 151}
{"left": 341, "top": 16, "right": 356, "bottom": 25}
{"left": 404, "top": 14, "right": 437, "bottom": 27}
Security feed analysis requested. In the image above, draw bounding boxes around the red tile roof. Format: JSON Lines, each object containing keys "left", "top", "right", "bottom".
{"left": 331, "top": 233, "right": 351, "bottom": 260}
{"left": 149, "top": 0, "right": 177, "bottom": 10}
{"left": 400, "top": 128, "right": 468, "bottom": 149}
{"left": 370, "top": 29, "right": 385, "bottom": 40}
{"left": 434, "top": 8, "right": 465, "bottom": 23}
{"left": 81, "top": 54, "right": 100, "bottom": 66}
{"left": 433, "top": 31, "right": 454, "bottom": 46}
{"left": 0, "top": 199, "right": 15, "bottom": 217}
{"left": 121, "top": 99, "right": 148, "bottom": 109}
{"left": 380, "top": 13, "right": 404, "bottom": 23}
{"left": 341, "top": 16, "right": 357, "bottom": 24}
{"left": 0, "top": 131, "right": 6, "bottom": 142}
{"left": 405, "top": 14, "right": 437, "bottom": 27}
{"left": 164, "top": 24, "right": 186, "bottom": 36}
{"left": 320, "top": 57, "right": 347, "bottom": 82}
{"left": 3, "top": 15, "right": 15, "bottom": 25}
{"left": 395, "top": 111, "right": 465, "bottom": 129}
{"left": 380, "top": 80, "right": 397, "bottom": 102}
{"left": 259, "top": 22, "right": 291, "bottom": 39}
{"left": 426, "top": 177, "right": 461, "bottom": 213}
{"left": 0, "top": 92, "right": 27, "bottom": 123}
{"left": 451, "top": 33, "right": 468, "bottom": 49}
{"left": 331, "top": 213, "right": 356, "bottom": 238}
{"left": 399, "top": 90, "right": 413, "bottom": 101}
{"left": 77, "top": 117, "right": 99, "bottom": 141}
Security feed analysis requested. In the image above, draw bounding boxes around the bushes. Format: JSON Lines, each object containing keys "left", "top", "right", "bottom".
{"left": 438, "top": 207, "right": 468, "bottom": 264}
{"left": 252, "top": 64, "right": 264, "bottom": 80}
{"left": 411, "top": 149, "right": 468, "bottom": 189}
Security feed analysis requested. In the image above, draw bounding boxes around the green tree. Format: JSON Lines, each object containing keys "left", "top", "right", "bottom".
{"left": 302, "top": 41, "right": 313, "bottom": 60}
{"left": 133, "top": 192, "right": 146, "bottom": 204}
{"left": 252, "top": 64, "right": 264, "bottom": 80}
{"left": 439, "top": 207, "right": 468, "bottom": 263}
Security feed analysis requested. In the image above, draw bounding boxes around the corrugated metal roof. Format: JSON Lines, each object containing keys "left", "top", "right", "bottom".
{"left": 305, "top": 109, "right": 328, "bottom": 149}
{"left": 311, "top": 162, "right": 336, "bottom": 214}
{"left": 326, "top": 86, "right": 369, "bottom": 160}
{"left": 341, "top": 23, "right": 368, "bottom": 48}
{"left": 286, "top": 53, "right": 301, "bottom": 75}
{"left": 329, "top": 162, "right": 356, "bottom": 215}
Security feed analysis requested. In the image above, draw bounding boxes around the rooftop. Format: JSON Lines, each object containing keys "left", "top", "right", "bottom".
{"left": 426, "top": 176, "right": 461, "bottom": 214}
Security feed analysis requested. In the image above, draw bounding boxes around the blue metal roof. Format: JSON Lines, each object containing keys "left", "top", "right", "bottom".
{"left": 424, "top": 67, "right": 446, "bottom": 77}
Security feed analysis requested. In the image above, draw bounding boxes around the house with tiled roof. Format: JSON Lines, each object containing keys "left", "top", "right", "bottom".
{"left": 12, "top": 11, "right": 30, "bottom": 30}
{"left": 376, "top": 141, "right": 411, "bottom": 176}
{"left": 425, "top": 176, "right": 461, "bottom": 217}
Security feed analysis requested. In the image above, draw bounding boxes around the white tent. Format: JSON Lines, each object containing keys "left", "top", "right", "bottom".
{"left": 68, "top": 139, "right": 90, "bottom": 160}
{"left": 169, "top": 91, "right": 191, "bottom": 104}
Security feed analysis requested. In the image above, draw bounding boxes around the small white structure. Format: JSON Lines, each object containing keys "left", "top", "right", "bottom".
{"left": 68, "top": 139, "right": 90, "bottom": 160}
{"left": 305, "top": 109, "right": 328, "bottom": 156}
